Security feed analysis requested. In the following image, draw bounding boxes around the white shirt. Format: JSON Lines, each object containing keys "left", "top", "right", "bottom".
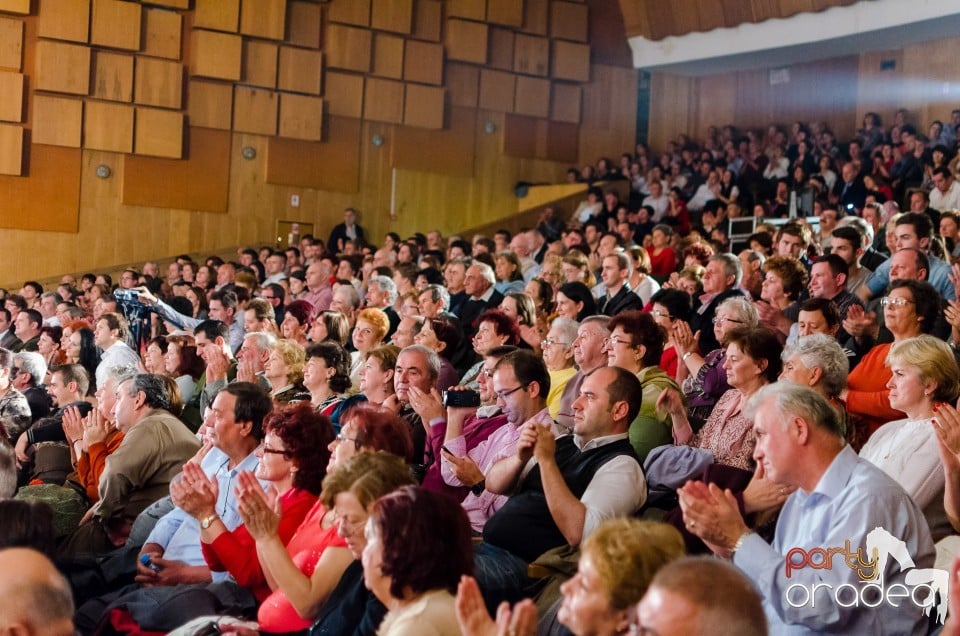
{"left": 930, "top": 180, "right": 960, "bottom": 212}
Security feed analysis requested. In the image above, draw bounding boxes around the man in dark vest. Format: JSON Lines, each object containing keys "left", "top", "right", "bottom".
{"left": 476, "top": 365, "right": 647, "bottom": 602}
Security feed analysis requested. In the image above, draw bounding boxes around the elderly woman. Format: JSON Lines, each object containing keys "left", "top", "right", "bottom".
{"left": 304, "top": 342, "right": 352, "bottom": 423}
{"left": 843, "top": 280, "right": 940, "bottom": 440}
{"left": 556, "top": 282, "right": 597, "bottom": 322}
{"left": 264, "top": 339, "right": 310, "bottom": 404}
{"left": 757, "top": 255, "right": 808, "bottom": 334}
{"left": 780, "top": 334, "right": 849, "bottom": 425}
{"left": 235, "top": 407, "right": 413, "bottom": 632}
{"left": 659, "top": 327, "right": 782, "bottom": 471}
{"left": 164, "top": 335, "right": 204, "bottom": 406}
{"left": 460, "top": 309, "right": 520, "bottom": 388}
{"left": 649, "top": 289, "right": 694, "bottom": 377}
{"left": 281, "top": 299, "right": 314, "bottom": 348}
{"left": 350, "top": 308, "right": 390, "bottom": 390}
{"left": 603, "top": 311, "right": 680, "bottom": 462}
{"left": 413, "top": 317, "right": 463, "bottom": 393}
{"left": 142, "top": 336, "right": 167, "bottom": 375}
{"left": 356, "top": 345, "right": 401, "bottom": 406}
{"left": 310, "top": 310, "right": 351, "bottom": 348}
{"left": 542, "top": 317, "right": 579, "bottom": 420}
{"left": 363, "top": 486, "right": 472, "bottom": 636}
{"left": 859, "top": 336, "right": 958, "bottom": 540}
{"left": 673, "top": 296, "right": 759, "bottom": 431}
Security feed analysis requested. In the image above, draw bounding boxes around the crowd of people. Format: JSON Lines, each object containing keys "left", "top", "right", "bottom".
{"left": 7, "top": 111, "right": 960, "bottom": 635}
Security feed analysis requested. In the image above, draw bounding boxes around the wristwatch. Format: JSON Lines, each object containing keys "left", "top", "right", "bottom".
{"left": 682, "top": 351, "right": 695, "bottom": 362}
{"left": 471, "top": 479, "right": 485, "bottom": 496}
{"left": 200, "top": 513, "right": 219, "bottom": 530}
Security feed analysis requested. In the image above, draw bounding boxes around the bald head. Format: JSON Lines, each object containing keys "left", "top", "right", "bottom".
{"left": 0, "top": 548, "right": 74, "bottom": 636}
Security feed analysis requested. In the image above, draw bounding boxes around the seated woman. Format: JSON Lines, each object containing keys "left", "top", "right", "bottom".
{"left": 493, "top": 251, "right": 526, "bottom": 296}
{"left": 310, "top": 310, "right": 351, "bottom": 348}
{"left": 304, "top": 341, "right": 352, "bottom": 424}
{"left": 779, "top": 334, "right": 850, "bottom": 439}
{"left": 353, "top": 345, "right": 401, "bottom": 410}
{"left": 460, "top": 310, "right": 520, "bottom": 389}
{"left": 561, "top": 252, "right": 596, "bottom": 289}
{"left": 649, "top": 289, "right": 693, "bottom": 378}
{"left": 555, "top": 282, "right": 597, "bottom": 323}
{"left": 364, "top": 486, "right": 473, "bottom": 636}
{"left": 860, "top": 336, "right": 959, "bottom": 541}
{"left": 38, "top": 325, "right": 65, "bottom": 372}
{"left": 281, "top": 300, "right": 314, "bottom": 348}
{"left": 627, "top": 246, "right": 661, "bottom": 306}
{"left": 673, "top": 296, "right": 758, "bottom": 431}
{"left": 350, "top": 308, "right": 391, "bottom": 389}
{"left": 542, "top": 318, "right": 578, "bottom": 420}
{"left": 236, "top": 405, "right": 413, "bottom": 632}
{"left": 646, "top": 224, "right": 677, "bottom": 281}
{"left": 413, "top": 317, "right": 464, "bottom": 393}
{"left": 756, "top": 255, "right": 808, "bottom": 339}
{"left": 264, "top": 339, "right": 310, "bottom": 405}
{"left": 164, "top": 335, "right": 204, "bottom": 406}
{"left": 500, "top": 292, "right": 540, "bottom": 353}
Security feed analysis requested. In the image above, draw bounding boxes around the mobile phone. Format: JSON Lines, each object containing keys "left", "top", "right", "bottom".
{"left": 441, "top": 445, "right": 454, "bottom": 455}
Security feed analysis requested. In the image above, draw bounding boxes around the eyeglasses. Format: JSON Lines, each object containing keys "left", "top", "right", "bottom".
{"left": 712, "top": 316, "right": 744, "bottom": 325}
{"left": 541, "top": 338, "right": 570, "bottom": 348}
{"left": 494, "top": 385, "right": 526, "bottom": 402}
{"left": 603, "top": 336, "right": 630, "bottom": 347}
{"left": 261, "top": 446, "right": 288, "bottom": 457}
{"left": 650, "top": 309, "right": 673, "bottom": 320}
{"left": 333, "top": 432, "right": 361, "bottom": 446}
{"left": 482, "top": 368, "right": 496, "bottom": 378}
{"left": 880, "top": 296, "right": 916, "bottom": 308}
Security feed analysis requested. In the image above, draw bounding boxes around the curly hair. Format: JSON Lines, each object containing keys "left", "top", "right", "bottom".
{"left": 762, "top": 255, "right": 809, "bottom": 301}
{"left": 264, "top": 402, "right": 334, "bottom": 495}
{"left": 370, "top": 485, "right": 473, "bottom": 599}
{"left": 477, "top": 309, "right": 521, "bottom": 346}
{"left": 271, "top": 339, "right": 306, "bottom": 385}
{"left": 340, "top": 403, "right": 414, "bottom": 462}
{"left": 285, "top": 299, "right": 314, "bottom": 326}
{"left": 681, "top": 242, "right": 715, "bottom": 267}
{"left": 319, "top": 450, "right": 416, "bottom": 510}
{"left": 356, "top": 308, "right": 390, "bottom": 342}
{"left": 306, "top": 341, "right": 352, "bottom": 393}
{"left": 607, "top": 310, "right": 665, "bottom": 368}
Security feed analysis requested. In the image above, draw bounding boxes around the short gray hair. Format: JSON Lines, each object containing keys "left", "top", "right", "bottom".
{"left": 421, "top": 284, "right": 450, "bottom": 311}
{"left": 471, "top": 262, "right": 496, "bottom": 286}
{"left": 746, "top": 382, "right": 842, "bottom": 438}
{"left": 244, "top": 331, "right": 278, "bottom": 352}
{"left": 334, "top": 284, "right": 362, "bottom": 310}
{"left": 781, "top": 334, "right": 849, "bottom": 398}
{"left": 549, "top": 317, "right": 580, "bottom": 352}
{"left": 369, "top": 275, "right": 398, "bottom": 304}
{"left": 711, "top": 253, "right": 742, "bottom": 288}
{"left": 122, "top": 374, "right": 171, "bottom": 412}
{"left": 717, "top": 296, "right": 758, "bottom": 327}
{"left": 102, "top": 364, "right": 138, "bottom": 388}
{"left": 399, "top": 344, "right": 440, "bottom": 381}
{"left": 13, "top": 352, "right": 46, "bottom": 385}
{"left": 581, "top": 315, "right": 611, "bottom": 332}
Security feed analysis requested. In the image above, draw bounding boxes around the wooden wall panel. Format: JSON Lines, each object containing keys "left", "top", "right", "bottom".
{"left": 0, "top": 145, "right": 80, "bottom": 231}
{"left": 90, "top": 0, "right": 141, "bottom": 51}
{"left": 278, "top": 92, "right": 323, "bottom": 141}
{"left": 264, "top": 116, "right": 362, "bottom": 192}
{"left": 514, "top": 75, "right": 550, "bottom": 118}
{"left": 446, "top": 19, "right": 488, "bottom": 64}
{"left": 287, "top": 1, "right": 321, "bottom": 48}
{"left": 900, "top": 37, "right": 960, "bottom": 134}
{"left": 403, "top": 40, "right": 443, "bottom": 85}
{"left": 373, "top": 33, "right": 404, "bottom": 79}
{"left": 191, "top": 30, "right": 242, "bottom": 81}
{"left": 278, "top": 47, "right": 322, "bottom": 95}
{"left": 242, "top": 40, "right": 278, "bottom": 88}
{"left": 0, "top": 124, "right": 23, "bottom": 175}
{"left": 187, "top": 79, "right": 233, "bottom": 129}
{"left": 239, "top": 0, "right": 286, "bottom": 40}
{"left": 856, "top": 49, "right": 902, "bottom": 132}
{"left": 371, "top": 0, "right": 413, "bottom": 34}
{"left": 0, "top": 71, "right": 24, "bottom": 122}
{"left": 122, "top": 126, "right": 230, "bottom": 211}
{"left": 478, "top": 68, "right": 515, "bottom": 112}
{"left": 579, "top": 64, "right": 637, "bottom": 163}
{"left": 325, "top": 24, "right": 372, "bottom": 72}
{"left": 502, "top": 113, "right": 537, "bottom": 157}
{"left": 37, "top": 0, "right": 90, "bottom": 43}
{"left": 588, "top": 0, "right": 632, "bottom": 67}
{"left": 411, "top": 0, "right": 441, "bottom": 41}
{"left": 0, "top": 0, "right": 29, "bottom": 14}
{"left": 403, "top": 83, "right": 444, "bottom": 129}
{"left": 550, "top": 82, "right": 581, "bottom": 123}
{"left": 363, "top": 77, "right": 404, "bottom": 124}
{"left": 324, "top": 71, "right": 365, "bottom": 118}
{"left": 142, "top": 8, "right": 182, "bottom": 60}
{"left": 195, "top": 0, "right": 240, "bottom": 32}
{"left": 35, "top": 40, "right": 91, "bottom": 95}
{"left": 83, "top": 100, "right": 133, "bottom": 152}
{"left": 0, "top": 17, "right": 23, "bottom": 71}
{"left": 550, "top": 1, "right": 589, "bottom": 42}
{"left": 487, "top": 0, "right": 523, "bottom": 27}
{"left": 327, "top": 0, "right": 370, "bottom": 27}
{"left": 233, "top": 85, "right": 278, "bottom": 135}
{"left": 521, "top": 0, "right": 549, "bottom": 35}
{"left": 551, "top": 40, "right": 590, "bottom": 82}
{"left": 393, "top": 105, "right": 475, "bottom": 176}
{"left": 141, "top": 0, "right": 187, "bottom": 8}
{"left": 92, "top": 51, "right": 134, "bottom": 101}
{"left": 514, "top": 34, "right": 549, "bottom": 77}
{"left": 448, "top": 0, "right": 486, "bottom": 20}
{"left": 489, "top": 28, "right": 514, "bottom": 72}
{"left": 32, "top": 95, "right": 83, "bottom": 147}
{"left": 695, "top": 74, "right": 735, "bottom": 137}
{"left": 134, "top": 57, "right": 183, "bottom": 108}
{"left": 545, "top": 120, "right": 579, "bottom": 162}
{"left": 134, "top": 107, "right": 184, "bottom": 158}
{"left": 447, "top": 62, "right": 479, "bottom": 108}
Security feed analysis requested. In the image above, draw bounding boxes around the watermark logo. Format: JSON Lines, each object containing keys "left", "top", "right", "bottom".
{"left": 783, "top": 527, "right": 948, "bottom": 624}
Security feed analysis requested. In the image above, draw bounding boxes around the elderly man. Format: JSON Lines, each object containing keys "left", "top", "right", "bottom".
{"left": 11, "top": 351, "right": 52, "bottom": 423}
{"left": 390, "top": 345, "right": 441, "bottom": 479}
{"left": 302, "top": 259, "right": 334, "bottom": 313}
{"left": 0, "top": 548, "right": 76, "bottom": 636}
{"left": 679, "top": 382, "right": 934, "bottom": 635}
{"left": 691, "top": 254, "right": 744, "bottom": 355}
{"left": 556, "top": 316, "right": 611, "bottom": 432}
{"left": 59, "top": 374, "right": 200, "bottom": 559}
{"left": 458, "top": 262, "right": 504, "bottom": 338}
{"left": 365, "top": 275, "right": 400, "bottom": 336}
{"left": 418, "top": 284, "right": 453, "bottom": 320}
{"left": 0, "top": 347, "right": 32, "bottom": 440}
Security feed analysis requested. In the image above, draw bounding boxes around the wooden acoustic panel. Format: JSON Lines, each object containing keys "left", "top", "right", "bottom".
{"left": 0, "top": 0, "right": 29, "bottom": 14}
{"left": 233, "top": 85, "right": 278, "bottom": 135}
{"left": 287, "top": 1, "right": 321, "bottom": 48}
{"left": 445, "top": 19, "right": 488, "bottom": 64}
{"left": 0, "top": 17, "right": 23, "bottom": 71}
{"left": 239, "top": 0, "right": 286, "bottom": 40}
{"left": 478, "top": 68, "right": 515, "bottom": 112}
{"left": 363, "top": 77, "right": 404, "bottom": 124}
{"left": 142, "top": 8, "right": 182, "bottom": 60}
{"left": 35, "top": 40, "right": 91, "bottom": 95}
{"left": 371, "top": 0, "right": 413, "bottom": 34}
{"left": 265, "top": 116, "right": 362, "bottom": 193}
{"left": 403, "top": 40, "right": 442, "bottom": 85}
{"left": 83, "top": 100, "right": 134, "bottom": 152}
{"left": 502, "top": 112, "right": 537, "bottom": 158}
{"left": 502, "top": 113, "right": 579, "bottom": 162}
{"left": 487, "top": 0, "right": 523, "bottom": 26}
{"left": 122, "top": 126, "right": 231, "bottom": 211}
{"left": 0, "top": 124, "right": 23, "bottom": 175}
{"left": 403, "top": 83, "right": 444, "bottom": 129}
{"left": 550, "top": 82, "right": 581, "bottom": 123}
{"left": 514, "top": 34, "right": 549, "bottom": 76}
{"left": 447, "top": 0, "right": 485, "bottom": 20}
{"left": 134, "top": 107, "right": 183, "bottom": 158}
{"left": 411, "top": 0, "right": 441, "bottom": 41}
{"left": 327, "top": 0, "right": 370, "bottom": 27}
{"left": 514, "top": 75, "right": 550, "bottom": 118}
{"left": 325, "top": 24, "right": 372, "bottom": 73}
{"left": 551, "top": 40, "right": 589, "bottom": 82}
{"left": 242, "top": 40, "right": 278, "bottom": 88}
{"left": 0, "top": 144, "right": 81, "bottom": 231}
{"left": 545, "top": 120, "right": 578, "bottom": 162}
{"left": 0, "top": 71, "right": 24, "bottom": 122}
{"left": 187, "top": 79, "right": 233, "bottom": 129}
{"left": 550, "top": 1, "right": 588, "bottom": 42}
{"left": 134, "top": 57, "right": 183, "bottom": 109}
{"left": 32, "top": 95, "right": 83, "bottom": 147}
{"left": 521, "top": 0, "right": 548, "bottom": 35}
{"left": 373, "top": 33, "right": 404, "bottom": 79}
{"left": 37, "top": 0, "right": 90, "bottom": 43}
{"left": 194, "top": 0, "right": 239, "bottom": 32}
{"left": 191, "top": 30, "right": 242, "bottom": 81}
{"left": 393, "top": 105, "right": 475, "bottom": 177}
{"left": 278, "top": 47, "right": 322, "bottom": 95}
{"left": 140, "top": 0, "right": 187, "bottom": 8}
{"left": 488, "top": 28, "right": 514, "bottom": 71}
{"left": 91, "top": 0, "right": 142, "bottom": 51}
{"left": 278, "top": 92, "right": 323, "bottom": 141}
{"left": 323, "top": 71, "right": 364, "bottom": 118}
{"left": 92, "top": 51, "right": 134, "bottom": 101}
{"left": 446, "top": 62, "right": 479, "bottom": 108}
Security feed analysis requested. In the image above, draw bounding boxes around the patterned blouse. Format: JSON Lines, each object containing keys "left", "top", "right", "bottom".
{"left": 689, "top": 388, "right": 757, "bottom": 471}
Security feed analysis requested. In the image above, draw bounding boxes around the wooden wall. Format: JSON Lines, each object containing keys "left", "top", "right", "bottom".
{"left": 647, "top": 35, "right": 960, "bottom": 151}
{"left": 0, "top": 0, "right": 640, "bottom": 287}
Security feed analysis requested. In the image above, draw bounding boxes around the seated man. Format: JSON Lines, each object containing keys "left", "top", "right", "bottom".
{"left": 0, "top": 548, "right": 76, "bottom": 636}
{"left": 0, "top": 347, "right": 31, "bottom": 441}
{"left": 11, "top": 351, "right": 52, "bottom": 423}
{"left": 59, "top": 374, "right": 200, "bottom": 559}
{"left": 477, "top": 366, "right": 646, "bottom": 598}
{"left": 679, "top": 382, "right": 934, "bottom": 634}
